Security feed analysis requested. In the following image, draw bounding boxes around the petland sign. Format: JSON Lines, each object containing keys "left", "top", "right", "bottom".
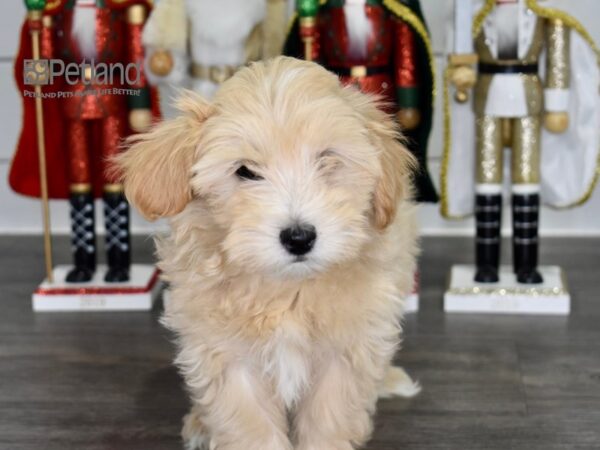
{"left": 23, "top": 59, "right": 142, "bottom": 87}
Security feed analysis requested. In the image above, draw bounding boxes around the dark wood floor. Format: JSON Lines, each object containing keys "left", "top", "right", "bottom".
{"left": 1, "top": 235, "right": 599, "bottom": 450}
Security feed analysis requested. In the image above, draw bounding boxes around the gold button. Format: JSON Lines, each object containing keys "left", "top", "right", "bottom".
{"left": 84, "top": 66, "right": 93, "bottom": 81}
{"left": 350, "top": 66, "right": 367, "bottom": 78}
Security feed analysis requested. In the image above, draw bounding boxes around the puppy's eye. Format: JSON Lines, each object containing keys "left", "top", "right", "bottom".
{"left": 317, "top": 149, "right": 343, "bottom": 173}
{"left": 318, "top": 149, "right": 337, "bottom": 159}
{"left": 235, "top": 165, "right": 263, "bottom": 181}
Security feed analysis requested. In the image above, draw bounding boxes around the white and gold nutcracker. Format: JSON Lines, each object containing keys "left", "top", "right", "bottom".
{"left": 443, "top": 0, "right": 600, "bottom": 290}
{"left": 141, "top": 0, "right": 288, "bottom": 106}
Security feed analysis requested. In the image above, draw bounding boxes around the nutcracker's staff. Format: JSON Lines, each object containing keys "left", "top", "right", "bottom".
{"left": 297, "top": 0, "right": 320, "bottom": 61}
{"left": 24, "top": 0, "right": 53, "bottom": 282}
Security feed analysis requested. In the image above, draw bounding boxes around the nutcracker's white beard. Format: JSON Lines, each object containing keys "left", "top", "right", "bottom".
{"left": 344, "top": 1, "right": 372, "bottom": 60}
{"left": 495, "top": 4, "right": 519, "bottom": 59}
{"left": 72, "top": 3, "right": 97, "bottom": 60}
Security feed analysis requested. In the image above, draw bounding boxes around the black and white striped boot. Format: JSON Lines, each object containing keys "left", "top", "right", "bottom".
{"left": 512, "top": 193, "right": 543, "bottom": 284}
{"left": 65, "top": 191, "right": 97, "bottom": 283}
{"left": 474, "top": 193, "right": 502, "bottom": 283}
{"left": 103, "top": 190, "right": 131, "bottom": 283}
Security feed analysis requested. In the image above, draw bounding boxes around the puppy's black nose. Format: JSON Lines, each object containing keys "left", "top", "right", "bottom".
{"left": 280, "top": 224, "right": 317, "bottom": 256}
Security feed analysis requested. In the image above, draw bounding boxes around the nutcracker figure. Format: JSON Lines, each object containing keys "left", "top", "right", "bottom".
{"left": 10, "top": 0, "right": 157, "bottom": 283}
{"left": 142, "top": 0, "right": 288, "bottom": 101}
{"left": 444, "top": 0, "right": 600, "bottom": 284}
{"left": 285, "top": 0, "right": 438, "bottom": 202}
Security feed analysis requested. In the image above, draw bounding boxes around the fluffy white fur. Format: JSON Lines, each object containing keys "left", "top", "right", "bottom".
{"left": 117, "top": 57, "right": 420, "bottom": 450}
{"left": 72, "top": 0, "right": 97, "bottom": 60}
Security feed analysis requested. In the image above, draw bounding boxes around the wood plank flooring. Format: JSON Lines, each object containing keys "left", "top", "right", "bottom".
{"left": 1, "top": 235, "right": 599, "bottom": 450}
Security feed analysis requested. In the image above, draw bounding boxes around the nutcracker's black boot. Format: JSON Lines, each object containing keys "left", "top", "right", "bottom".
{"left": 512, "top": 192, "right": 543, "bottom": 284}
{"left": 103, "top": 190, "right": 131, "bottom": 283}
{"left": 65, "top": 191, "right": 96, "bottom": 283}
{"left": 474, "top": 193, "right": 502, "bottom": 283}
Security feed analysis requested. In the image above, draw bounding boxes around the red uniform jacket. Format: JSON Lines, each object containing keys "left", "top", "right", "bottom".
{"left": 311, "top": 1, "right": 420, "bottom": 111}
{"left": 9, "top": 0, "right": 159, "bottom": 199}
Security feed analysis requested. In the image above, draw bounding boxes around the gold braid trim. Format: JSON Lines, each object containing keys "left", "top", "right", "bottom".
{"left": 440, "top": 65, "right": 470, "bottom": 220}
{"left": 45, "top": 0, "right": 64, "bottom": 13}
{"left": 285, "top": 12, "right": 297, "bottom": 40}
{"left": 382, "top": 0, "right": 436, "bottom": 112}
{"left": 526, "top": 0, "right": 600, "bottom": 209}
{"left": 440, "top": 65, "right": 451, "bottom": 218}
{"left": 472, "top": 0, "right": 495, "bottom": 39}
{"left": 440, "top": 1, "right": 495, "bottom": 219}
{"left": 441, "top": 66, "right": 456, "bottom": 218}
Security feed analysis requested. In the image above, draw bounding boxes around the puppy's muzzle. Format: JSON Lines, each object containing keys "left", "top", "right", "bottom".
{"left": 279, "top": 224, "right": 317, "bottom": 257}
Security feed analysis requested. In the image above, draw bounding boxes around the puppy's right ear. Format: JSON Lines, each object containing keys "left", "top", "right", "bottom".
{"left": 115, "top": 92, "right": 212, "bottom": 220}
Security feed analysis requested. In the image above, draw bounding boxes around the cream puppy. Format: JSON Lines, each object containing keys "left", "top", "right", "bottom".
{"left": 117, "top": 56, "right": 420, "bottom": 450}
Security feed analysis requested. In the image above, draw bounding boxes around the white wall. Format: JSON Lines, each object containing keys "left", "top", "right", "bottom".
{"left": 1, "top": 0, "right": 599, "bottom": 235}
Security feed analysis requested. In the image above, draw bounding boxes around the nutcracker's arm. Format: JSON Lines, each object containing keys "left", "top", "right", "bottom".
{"left": 141, "top": 0, "right": 189, "bottom": 86}
{"left": 447, "top": 0, "right": 478, "bottom": 103}
{"left": 127, "top": 5, "right": 149, "bottom": 89}
{"left": 126, "top": 4, "right": 152, "bottom": 132}
{"left": 544, "top": 18, "right": 570, "bottom": 133}
{"left": 40, "top": 14, "right": 54, "bottom": 59}
{"left": 447, "top": 53, "right": 478, "bottom": 103}
{"left": 393, "top": 17, "right": 420, "bottom": 130}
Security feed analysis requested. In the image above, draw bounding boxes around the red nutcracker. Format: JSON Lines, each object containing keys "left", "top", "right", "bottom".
{"left": 11, "top": 0, "right": 157, "bottom": 283}
{"left": 286, "top": 0, "right": 438, "bottom": 202}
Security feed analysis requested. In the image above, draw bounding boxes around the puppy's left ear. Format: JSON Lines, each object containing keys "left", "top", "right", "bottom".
{"left": 367, "top": 111, "right": 417, "bottom": 230}
{"left": 113, "top": 91, "right": 212, "bottom": 220}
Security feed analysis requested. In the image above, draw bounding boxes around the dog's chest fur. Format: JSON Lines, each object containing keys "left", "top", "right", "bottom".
{"left": 261, "top": 318, "right": 312, "bottom": 408}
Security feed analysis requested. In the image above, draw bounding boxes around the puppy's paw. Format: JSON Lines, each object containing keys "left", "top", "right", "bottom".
{"left": 182, "top": 410, "right": 210, "bottom": 450}
{"left": 378, "top": 365, "right": 421, "bottom": 399}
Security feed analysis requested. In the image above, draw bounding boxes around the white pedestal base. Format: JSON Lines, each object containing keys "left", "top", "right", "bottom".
{"left": 403, "top": 271, "right": 420, "bottom": 313}
{"left": 32, "top": 264, "right": 162, "bottom": 312}
{"left": 404, "top": 293, "right": 419, "bottom": 313}
{"left": 444, "top": 265, "right": 570, "bottom": 315}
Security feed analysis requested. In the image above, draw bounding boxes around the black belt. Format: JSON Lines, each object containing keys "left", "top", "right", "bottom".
{"left": 329, "top": 65, "right": 389, "bottom": 77}
{"left": 478, "top": 62, "right": 539, "bottom": 75}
